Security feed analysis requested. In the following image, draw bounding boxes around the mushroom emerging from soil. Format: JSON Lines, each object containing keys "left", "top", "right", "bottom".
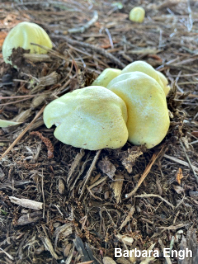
{"left": 2, "top": 21, "right": 52, "bottom": 65}
{"left": 107, "top": 71, "right": 170, "bottom": 149}
{"left": 43, "top": 86, "right": 128, "bottom": 150}
{"left": 91, "top": 68, "right": 121, "bottom": 87}
{"left": 121, "top": 60, "right": 170, "bottom": 96}
{"left": 129, "top": 7, "right": 145, "bottom": 23}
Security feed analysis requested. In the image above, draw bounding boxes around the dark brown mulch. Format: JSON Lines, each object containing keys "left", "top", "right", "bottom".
{"left": 0, "top": 1, "right": 198, "bottom": 264}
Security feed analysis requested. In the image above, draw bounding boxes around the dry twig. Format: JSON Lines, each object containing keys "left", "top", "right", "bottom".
{"left": 119, "top": 206, "right": 135, "bottom": 230}
{"left": 68, "top": 11, "right": 98, "bottom": 34}
{"left": 0, "top": 248, "right": 14, "bottom": 260}
{"left": 79, "top": 150, "right": 101, "bottom": 200}
{"left": 180, "top": 140, "right": 198, "bottom": 183}
{"left": 67, "top": 149, "right": 85, "bottom": 184}
{"left": 164, "top": 154, "right": 198, "bottom": 173}
{"left": 29, "top": 131, "right": 54, "bottom": 159}
{"left": 125, "top": 147, "right": 164, "bottom": 199}
{"left": 51, "top": 34, "right": 126, "bottom": 68}
{"left": 135, "top": 194, "right": 175, "bottom": 209}
{"left": 0, "top": 106, "right": 45, "bottom": 161}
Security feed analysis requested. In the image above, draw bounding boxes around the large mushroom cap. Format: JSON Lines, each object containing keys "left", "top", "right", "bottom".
{"left": 2, "top": 21, "right": 52, "bottom": 64}
{"left": 121, "top": 60, "right": 170, "bottom": 96}
{"left": 43, "top": 86, "right": 128, "bottom": 150}
{"left": 107, "top": 72, "right": 170, "bottom": 149}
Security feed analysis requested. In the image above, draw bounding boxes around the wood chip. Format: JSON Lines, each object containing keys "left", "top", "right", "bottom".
{"left": 41, "top": 236, "right": 59, "bottom": 260}
{"left": 111, "top": 174, "right": 124, "bottom": 203}
{"left": 17, "top": 211, "right": 42, "bottom": 225}
{"left": 116, "top": 234, "right": 134, "bottom": 245}
{"left": 9, "top": 196, "right": 43, "bottom": 210}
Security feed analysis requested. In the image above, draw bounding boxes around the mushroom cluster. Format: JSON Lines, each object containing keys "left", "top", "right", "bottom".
{"left": 94, "top": 61, "right": 170, "bottom": 96}
{"left": 2, "top": 22, "right": 170, "bottom": 151}
{"left": 43, "top": 60, "right": 170, "bottom": 150}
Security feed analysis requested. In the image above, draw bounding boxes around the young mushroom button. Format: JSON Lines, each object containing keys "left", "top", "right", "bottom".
{"left": 43, "top": 86, "right": 128, "bottom": 150}
{"left": 129, "top": 7, "right": 145, "bottom": 23}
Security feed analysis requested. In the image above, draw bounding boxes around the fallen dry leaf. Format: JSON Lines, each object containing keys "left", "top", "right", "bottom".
{"left": 121, "top": 147, "right": 143, "bottom": 173}
{"left": 116, "top": 233, "right": 134, "bottom": 245}
{"left": 0, "top": 31, "right": 7, "bottom": 49}
{"left": 173, "top": 185, "right": 184, "bottom": 194}
{"left": 176, "top": 168, "right": 184, "bottom": 184}
{"left": 98, "top": 157, "right": 116, "bottom": 179}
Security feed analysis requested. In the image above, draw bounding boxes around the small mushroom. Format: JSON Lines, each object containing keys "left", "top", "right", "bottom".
{"left": 121, "top": 60, "right": 170, "bottom": 96}
{"left": 107, "top": 71, "right": 170, "bottom": 149}
{"left": 129, "top": 7, "right": 145, "bottom": 23}
{"left": 91, "top": 68, "right": 121, "bottom": 87}
{"left": 43, "top": 86, "right": 128, "bottom": 150}
{"left": 2, "top": 21, "right": 52, "bottom": 65}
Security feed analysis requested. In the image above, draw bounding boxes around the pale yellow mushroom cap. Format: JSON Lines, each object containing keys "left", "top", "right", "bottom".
{"left": 2, "top": 21, "right": 52, "bottom": 65}
{"left": 43, "top": 86, "right": 128, "bottom": 150}
{"left": 107, "top": 72, "right": 170, "bottom": 149}
{"left": 107, "top": 72, "right": 150, "bottom": 90}
{"left": 129, "top": 7, "right": 145, "bottom": 23}
{"left": 91, "top": 68, "right": 121, "bottom": 87}
{"left": 121, "top": 61, "right": 170, "bottom": 96}
{"left": 156, "top": 71, "right": 170, "bottom": 96}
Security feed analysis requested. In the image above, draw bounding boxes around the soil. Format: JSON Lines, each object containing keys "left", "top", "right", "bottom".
{"left": 0, "top": 1, "right": 198, "bottom": 264}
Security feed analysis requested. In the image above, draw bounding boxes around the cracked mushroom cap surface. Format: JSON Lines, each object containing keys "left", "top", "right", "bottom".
{"left": 2, "top": 21, "right": 52, "bottom": 64}
{"left": 107, "top": 71, "right": 170, "bottom": 149}
{"left": 121, "top": 60, "right": 170, "bottom": 96}
{"left": 43, "top": 86, "right": 128, "bottom": 150}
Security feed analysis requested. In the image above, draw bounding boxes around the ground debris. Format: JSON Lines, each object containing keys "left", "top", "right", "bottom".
{"left": 98, "top": 156, "right": 116, "bottom": 179}
{"left": 29, "top": 131, "right": 54, "bottom": 159}
{"left": 0, "top": 0, "right": 198, "bottom": 263}
{"left": 179, "top": 228, "right": 198, "bottom": 264}
{"left": 120, "top": 147, "right": 143, "bottom": 173}
{"left": 9, "top": 196, "right": 43, "bottom": 210}
{"left": 17, "top": 211, "right": 42, "bottom": 226}
{"left": 111, "top": 174, "right": 124, "bottom": 203}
